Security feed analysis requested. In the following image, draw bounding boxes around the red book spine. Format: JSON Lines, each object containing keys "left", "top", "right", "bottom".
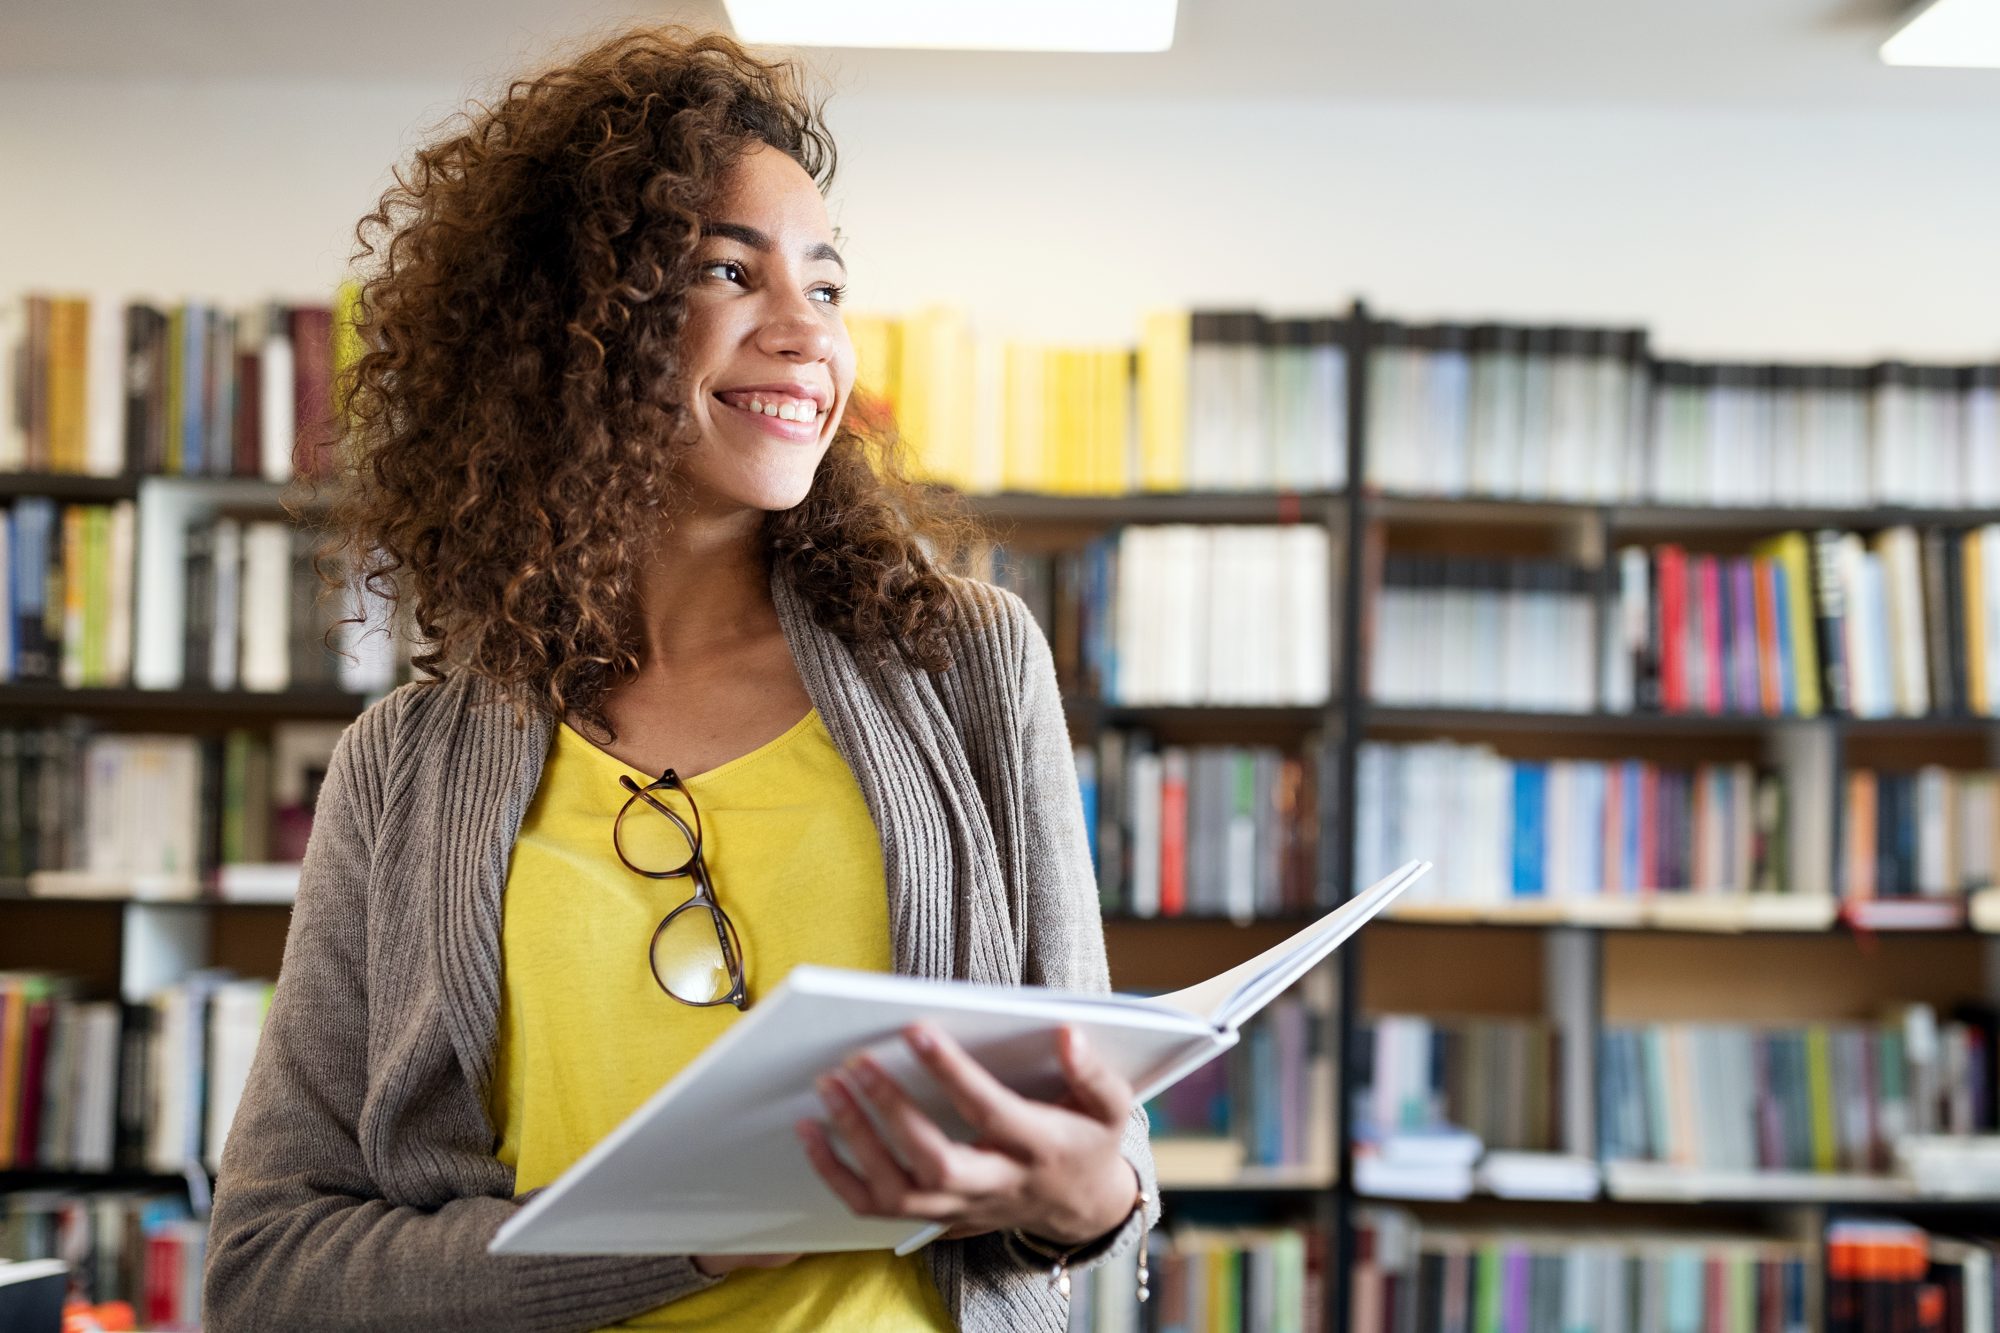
{"left": 1700, "top": 554, "right": 1725, "bottom": 713}
{"left": 1658, "top": 545, "right": 1687, "bottom": 711}
{"left": 145, "top": 1231, "right": 182, "bottom": 1327}
{"left": 13, "top": 998, "right": 52, "bottom": 1166}
{"left": 289, "top": 306, "right": 336, "bottom": 479}
{"left": 1160, "top": 756, "right": 1187, "bottom": 917}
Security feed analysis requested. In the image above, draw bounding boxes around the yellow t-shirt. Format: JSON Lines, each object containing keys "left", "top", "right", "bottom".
{"left": 489, "top": 708, "right": 956, "bottom": 1332}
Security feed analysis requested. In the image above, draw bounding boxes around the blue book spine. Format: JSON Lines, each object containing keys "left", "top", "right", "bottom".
{"left": 183, "top": 303, "right": 206, "bottom": 476}
{"left": 1770, "top": 560, "right": 1796, "bottom": 715}
{"left": 1620, "top": 759, "right": 1644, "bottom": 894}
{"left": 1512, "top": 762, "right": 1546, "bottom": 897}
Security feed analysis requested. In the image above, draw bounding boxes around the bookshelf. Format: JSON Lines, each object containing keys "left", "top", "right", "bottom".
{"left": 8, "top": 294, "right": 2000, "bottom": 1332}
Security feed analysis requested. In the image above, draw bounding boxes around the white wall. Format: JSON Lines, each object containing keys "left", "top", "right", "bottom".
{"left": 4, "top": 77, "right": 1997, "bottom": 362}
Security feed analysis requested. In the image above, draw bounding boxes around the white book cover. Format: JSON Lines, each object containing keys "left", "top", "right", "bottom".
{"left": 1126, "top": 748, "right": 1162, "bottom": 918}
{"left": 105, "top": 500, "right": 135, "bottom": 685}
{"left": 1876, "top": 527, "right": 1930, "bottom": 717}
{"left": 239, "top": 520, "right": 292, "bottom": 692}
{"left": 211, "top": 516, "right": 242, "bottom": 691}
{"left": 0, "top": 295, "right": 22, "bottom": 470}
{"left": 490, "top": 860, "right": 1430, "bottom": 1258}
{"left": 72, "top": 1002, "right": 121, "bottom": 1172}
{"left": 205, "top": 981, "right": 274, "bottom": 1173}
{"left": 260, "top": 310, "right": 296, "bottom": 483}
{"left": 85, "top": 292, "right": 128, "bottom": 477}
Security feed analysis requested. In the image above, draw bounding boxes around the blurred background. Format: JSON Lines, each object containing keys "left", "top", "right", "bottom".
{"left": 3, "top": 3, "right": 2000, "bottom": 1331}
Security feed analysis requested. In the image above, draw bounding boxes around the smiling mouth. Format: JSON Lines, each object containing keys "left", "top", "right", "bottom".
{"left": 712, "top": 393, "right": 826, "bottom": 439}
{"left": 713, "top": 388, "right": 825, "bottom": 424}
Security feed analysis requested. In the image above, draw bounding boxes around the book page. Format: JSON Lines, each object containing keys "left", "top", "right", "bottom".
{"left": 1145, "top": 860, "right": 1429, "bottom": 1027}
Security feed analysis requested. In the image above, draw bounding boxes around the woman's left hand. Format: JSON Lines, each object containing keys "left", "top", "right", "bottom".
{"left": 795, "top": 1021, "right": 1141, "bottom": 1246}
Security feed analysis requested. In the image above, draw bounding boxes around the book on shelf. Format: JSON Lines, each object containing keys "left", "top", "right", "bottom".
{"left": 976, "top": 523, "right": 1334, "bottom": 707}
{"left": 2, "top": 1190, "right": 209, "bottom": 1331}
{"left": 1840, "top": 765, "right": 2000, "bottom": 924}
{"left": 2, "top": 717, "right": 339, "bottom": 900}
{"left": 846, "top": 305, "right": 1349, "bottom": 496}
{"left": 1367, "top": 322, "right": 1650, "bottom": 504}
{"left": 0, "top": 288, "right": 361, "bottom": 482}
{"left": 1610, "top": 524, "right": 2000, "bottom": 722}
{"left": 1356, "top": 739, "right": 1832, "bottom": 926}
{"left": 1355, "top": 1015, "right": 1566, "bottom": 1160}
{"left": 1352, "top": 1206, "right": 1815, "bottom": 1333}
{"left": 1369, "top": 553, "right": 1596, "bottom": 713}
{"left": 2, "top": 497, "right": 136, "bottom": 688}
{"left": 1077, "top": 728, "right": 1326, "bottom": 920}
{"left": 1826, "top": 1217, "right": 1999, "bottom": 1333}
{"left": 0, "top": 968, "right": 272, "bottom": 1178}
{"left": 1597, "top": 1005, "right": 1998, "bottom": 1184}
{"left": 1069, "top": 1221, "right": 1326, "bottom": 1333}
{"left": 488, "top": 861, "right": 1427, "bottom": 1258}
{"left": 1143, "top": 963, "right": 1336, "bottom": 1185}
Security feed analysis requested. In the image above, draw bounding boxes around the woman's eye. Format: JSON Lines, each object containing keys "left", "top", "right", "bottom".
{"left": 809, "top": 284, "right": 847, "bottom": 306}
{"left": 700, "top": 260, "right": 745, "bottom": 283}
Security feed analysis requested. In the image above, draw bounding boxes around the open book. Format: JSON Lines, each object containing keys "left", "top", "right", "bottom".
{"left": 488, "top": 859, "right": 1430, "bottom": 1258}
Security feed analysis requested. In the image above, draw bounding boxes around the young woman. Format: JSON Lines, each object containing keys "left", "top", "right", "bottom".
{"left": 202, "top": 25, "right": 1158, "bottom": 1333}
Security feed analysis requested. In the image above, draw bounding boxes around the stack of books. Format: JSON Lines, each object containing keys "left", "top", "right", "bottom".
{"left": 1355, "top": 741, "right": 1812, "bottom": 924}
{"left": 1826, "top": 1217, "right": 1997, "bottom": 1333}
{"left": 1598, "top": 1006, "right": 1997, "bottom": 1182}
{"left": 1355, "top": 1015, "right": 1565, "bottom": 1156}
{"left": 0, "top": 289, "right": 357, "bottom": 481}
{"left": 1352, "top": 1206, "right": 1815, "bottom": 1333}
{"left": 3, "top": 718, "right": 341, "bottom": 899}
{"left": 1144, "top": 972, "right": 1336, "bottom": 1185}
{"left": 849, "top": 307, "right": 1350, "bottom": 495}
{"left": 0, "top": 968, "right": 273, "bottom": 1178}
{"left": 1370, "top": 555, "right": 1597, "bottom": 712}
{"left": 1069, "top": 1223, "right": 1326, "bottom": 1333}
{"left": 1650, "top": 360, "right": 2000, "bottom": 510}
{"left": 1078, "top": 730, "right": 1326, "bottom": 920}
{"left": 1, "top": 1191, "right": 208, "bottom": 1330}
{"left": 2, "top": 499, "right": 137, "bottom": 686}
{"left": 1366, "top": 323, "right": 1650, "bottom": 503}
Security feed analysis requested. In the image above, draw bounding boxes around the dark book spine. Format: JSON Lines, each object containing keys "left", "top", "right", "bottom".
{"left": 1811, "top": 529, "right": 1852, "bottom": 715}
{"left": 1922, "top": 527, "right": 1955, "bottom": 714}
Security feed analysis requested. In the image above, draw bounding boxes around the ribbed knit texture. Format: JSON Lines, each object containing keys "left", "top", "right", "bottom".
{"left": 202, "top": 570, "right": 1159, "bottom": 1332}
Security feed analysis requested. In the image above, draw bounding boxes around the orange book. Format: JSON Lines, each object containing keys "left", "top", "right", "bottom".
{"left": 1753, "top": 556, "right": 1781, "bottom": 714}
{"left": 1845, "top": 771, "right": 1878, "bottom": 901}
{"left": 1966, "top": 530, "right": 1989, "bottom": 715}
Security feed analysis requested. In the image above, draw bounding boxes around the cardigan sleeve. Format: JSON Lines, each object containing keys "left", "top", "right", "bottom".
{"left": 201, "top": 692, "right": 726, "bottom": 1333}
{"left": 998, "top": 588, "right": 1161, "bottom": 1274}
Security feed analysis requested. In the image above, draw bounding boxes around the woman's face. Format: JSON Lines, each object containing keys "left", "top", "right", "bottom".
{"left": 673, "top": 142, "right": 855, "bottom": 516}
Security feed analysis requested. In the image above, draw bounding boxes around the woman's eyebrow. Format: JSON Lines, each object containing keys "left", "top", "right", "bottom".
{"left": 700, "top": 221, "right": 847, "bottom": 273}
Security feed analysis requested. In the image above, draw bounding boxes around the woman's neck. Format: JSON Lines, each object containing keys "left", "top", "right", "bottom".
{"left": 633, "top": 507, "right": 776, "bottom": 668}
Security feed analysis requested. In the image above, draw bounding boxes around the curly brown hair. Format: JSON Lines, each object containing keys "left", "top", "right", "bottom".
{"left": 313, "top": 24, "right": 979, "bottom": 738}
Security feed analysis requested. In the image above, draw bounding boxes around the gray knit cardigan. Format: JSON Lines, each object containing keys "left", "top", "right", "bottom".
{"left": 202, "top": 569, "right": 1160, "bottom": 1332}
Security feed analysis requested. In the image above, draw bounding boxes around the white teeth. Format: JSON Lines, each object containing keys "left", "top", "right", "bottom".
{"left": 729, "top": 393, "right": 817, "bottom": 422}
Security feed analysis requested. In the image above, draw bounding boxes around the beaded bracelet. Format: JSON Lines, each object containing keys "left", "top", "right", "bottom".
{"left": 1002, "top": 1177, "right": 1154, "bottom": 1302}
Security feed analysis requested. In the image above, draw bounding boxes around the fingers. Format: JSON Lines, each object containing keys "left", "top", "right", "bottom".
{"left": 799, "top": 1070, "right": 976, "bottom": 1221}
{"left": 1056, "top": 1025, "right": 1135, "bottom": 1126}
{"left": 847, "top": 1054, "right": 1017, "bottom": 1199}
{"left": 902, "top": 1023, "right": 1037, "bottom": 1147}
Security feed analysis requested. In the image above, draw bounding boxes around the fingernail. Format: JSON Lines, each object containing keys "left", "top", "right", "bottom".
{"left": 907, "top": 1025, "right": 936, "bottom": 1054}
{"left": 852, "top": 1057, "right": 884, "bottom": 1088}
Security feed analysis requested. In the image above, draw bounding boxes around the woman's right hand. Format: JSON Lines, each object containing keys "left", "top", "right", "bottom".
{"left": 691, "top": 1252, "right": 802, "bottom": 1278}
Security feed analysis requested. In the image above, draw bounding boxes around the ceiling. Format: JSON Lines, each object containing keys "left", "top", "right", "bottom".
{"left": 5, "top": 0, "right": 2000, "bottom": 110}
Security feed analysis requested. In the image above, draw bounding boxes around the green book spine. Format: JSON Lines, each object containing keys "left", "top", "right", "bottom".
{"left": 1475, "top": 1244, "right": 1503, "bottom": 1333}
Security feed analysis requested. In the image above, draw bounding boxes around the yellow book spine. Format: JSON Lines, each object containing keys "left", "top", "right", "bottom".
{"left": 1039, "top": 348, "right": 1068, "bottom": 494}
{"left": 893, "top": 311, "right": 934, "bottom": 482}
{"left": 1804, "top": 1026, "right": 1836, "bottom": 1173}
{"left": 61, "top": 506, "right": 86, "bottom": 688}
{"left": 331, "top": 279, "right": 364, "bottom": 454}
{"left": 1096, "top": 348, "right": 1132, "bottom": 495}
{"left": 84, "top": 505, "right": 109, "bottom": 686}
{"left": 0, "top": 984, "right": 23, "bottom": 1168}
{"left": 1137, "top": 309, "right": 1190, "bottom": 491}
{"left": 1966, "top": 530, "right": 1989, "bottom": 715}
{"left": 1000, "top": 343, "right": 1044, "bottom": 493}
